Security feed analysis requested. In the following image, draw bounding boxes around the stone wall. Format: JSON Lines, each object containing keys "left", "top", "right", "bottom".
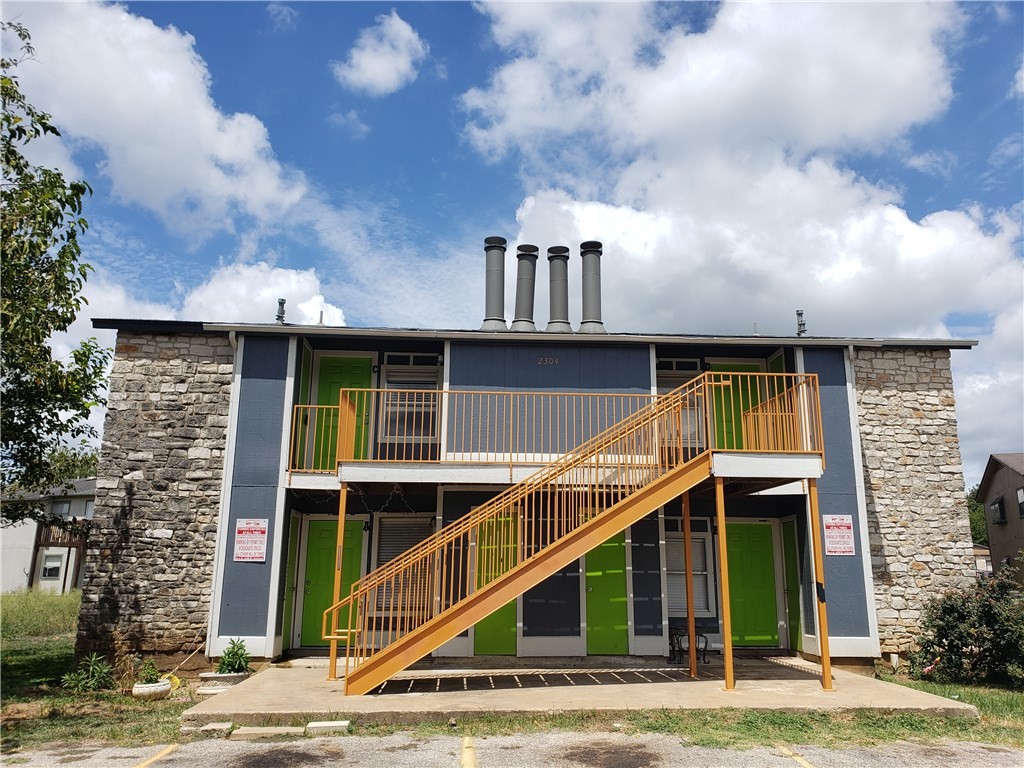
{"left": 853, "top": 348, "right": 974, "bottom": 655}
{"left": 77, "top": 332, "right": 233, "bottom": 656}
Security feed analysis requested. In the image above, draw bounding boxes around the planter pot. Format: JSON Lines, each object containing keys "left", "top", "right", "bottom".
{"left": 131, "top": 680, "right": 171, "bottom": 701}
{"left": 197, "top": 671, "right": 251, "bottom": 696}
{"left": 198, "top": 671, "right": 250, "bottom": 686}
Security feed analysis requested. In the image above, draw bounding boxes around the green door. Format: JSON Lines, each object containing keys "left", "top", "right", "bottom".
{"left": 300, "top": 519, "right": 364, "bottom": 647}
{"left": 317, "top": 357, "right": 372, "bottom": 464}
{"left": 708, "top": 362, "right": 762, "bottom": 450}
{"left": 474, "top": 514, "right": 517, "bottom": 655}
{"left": 781, "top": 520, "right": 801, "bottom": 651}
{"left": 585, "top": 532, "right": 629, "bottom": 654}
{"left": 726, "top": 522, "right": 779, "bottom": 647}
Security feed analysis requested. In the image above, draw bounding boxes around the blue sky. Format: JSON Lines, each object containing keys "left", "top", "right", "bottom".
{"left": 3, "top": 1, "right": 1022, "bottom": 486}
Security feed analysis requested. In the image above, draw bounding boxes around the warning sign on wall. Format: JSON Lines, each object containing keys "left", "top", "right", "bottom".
{"left": 823, "top": 514, "right": 855, "bottom": 556}
{"left": 233, "top": 518, "right": 269, "bottom": 562}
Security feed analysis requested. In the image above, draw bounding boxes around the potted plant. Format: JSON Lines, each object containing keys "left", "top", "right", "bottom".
{"left": 131, "top": 659, "right": 171, "bottom": 700}
{"left": 198, "top": 638, "right": 253, "bottom": 694}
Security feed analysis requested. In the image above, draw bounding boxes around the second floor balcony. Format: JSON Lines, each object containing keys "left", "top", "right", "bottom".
{"left": 288, "top": 372, "right": 824, "bottom": 479}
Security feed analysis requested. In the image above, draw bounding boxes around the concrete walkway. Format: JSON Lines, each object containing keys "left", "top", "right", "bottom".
{"left": 180, "top": 656, "right": 977, "bottom": 729}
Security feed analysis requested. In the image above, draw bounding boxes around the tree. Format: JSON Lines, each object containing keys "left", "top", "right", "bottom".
{"left": 1, "top": 22, "right": 110, "bottom": 527}
{"left": 967, "top": 484, "right": 987, "bottom": 546}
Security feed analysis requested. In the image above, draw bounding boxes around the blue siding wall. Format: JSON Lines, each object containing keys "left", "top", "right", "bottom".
{"left": 803, "top": 347, "right": 870, "bottom": 638}
{"left": 630, "top": 512, "right": 663, "bottom": 636}
{"left": 447, "top": 342, "right": 652, "bottom": 454}
{"left": 219, "top": 336, "right": 290, "bottom": 637}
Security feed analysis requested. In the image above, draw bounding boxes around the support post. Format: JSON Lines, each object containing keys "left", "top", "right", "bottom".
{"left": 714, "top": 477, "right": 735, "bottom": 690}
{"left": 327, "top": 484, "right": 348, "bottom": 681}
{"left": 682, "top": 491, "right": 697, "bottom": 678}
{"left": 807, "top": 478, "right": 833, "bottom": 691}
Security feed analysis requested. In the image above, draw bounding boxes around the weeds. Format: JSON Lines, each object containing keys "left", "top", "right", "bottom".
{"left": 0, "top": 589, "right": 81, "bottom": 640}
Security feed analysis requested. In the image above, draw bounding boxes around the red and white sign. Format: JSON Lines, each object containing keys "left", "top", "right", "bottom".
{"left": 233, "top": 518, "right": 269, "bottom": 562}
{"left": 823, "top": 514, "right": 855, "bottom": 556}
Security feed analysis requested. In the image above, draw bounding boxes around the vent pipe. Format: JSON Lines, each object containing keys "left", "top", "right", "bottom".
{"left": 510, "top": 244, "right": 540, "bottom": 331}
{"left": 480, "top": 236, "right": 508, "bottom": 331}
{"left": 545, "top": 246, "right": 572, "bottom": 333}
{"left": 578, "top": 241, "right": 606, "bottom": 334}
{"left": 276, "top": 298, "right": 286, "bottom": 324}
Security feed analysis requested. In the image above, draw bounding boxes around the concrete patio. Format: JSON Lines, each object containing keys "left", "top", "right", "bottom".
{"left": 180, "top": 655, "right": 978, "bottom": 730}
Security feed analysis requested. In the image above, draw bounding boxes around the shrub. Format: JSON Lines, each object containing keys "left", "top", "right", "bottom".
{"left": 911, "top": 562, "right": 1024, "bottom": 688}
{"left": 137, "top": 659, "right": 161, "bottom": 685}
{"left": 61, "top": 652, "right": 114, "bottom": 692}
{"left": 216, "top": 638, "right": 252, "bottom": 674}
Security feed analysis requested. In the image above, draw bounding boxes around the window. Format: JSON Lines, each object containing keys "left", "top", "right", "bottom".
{"left": 665, "top": 519, "right": 714, "bottom": 617}
{"left": 51, "top": 500, "right": 70, "bottom": 519}
{"left": 84, "top": 500, "right": 95, "bottom": 520}
{"left": 1017, "top": 488, "right": 1024, "bottom": 519}
{"left": 990, "top": 498, "right": 1007, "bottom": 524}
{"left": 380, "top": 354, "right": 441, "bottom": 444}
{"left": 41, "top": 554, "right": 63, "bottom": 580}
{"left": 373, "top": 515, "right": 436, "bottom": 613}
{"left": 656, "top": 359, "right": 704, "bottom": 450}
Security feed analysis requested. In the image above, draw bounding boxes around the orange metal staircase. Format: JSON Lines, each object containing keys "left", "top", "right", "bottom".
{"left": 323, "top": 373, "right": 822, "bottom": 695}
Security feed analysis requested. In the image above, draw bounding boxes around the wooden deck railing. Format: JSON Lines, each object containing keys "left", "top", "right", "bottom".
{"left": 322, "top": 373, "right": 822, "bottom": 692}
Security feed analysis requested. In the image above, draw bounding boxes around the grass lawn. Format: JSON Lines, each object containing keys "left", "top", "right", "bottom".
{"left": 1, "top": 604, "right": 192, "bottom": 753}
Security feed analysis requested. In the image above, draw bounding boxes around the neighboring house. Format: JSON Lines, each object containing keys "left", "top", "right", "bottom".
{"left": 77, "top": 238, "right": 976, "bottom": 694}
{"left": 973, "top": 544, "right": 993, "bottom": 579}
{"left": 1, "top": 478, "right": 94, "bottom": 594}
{"left": 979, "top": 453, "right": 1024, "bottom": 585}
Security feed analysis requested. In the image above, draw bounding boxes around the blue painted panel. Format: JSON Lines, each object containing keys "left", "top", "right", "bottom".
{"left": 803, "top": 347, "right": 870, "bottom": 637}
{"left": 219, "top": 336, "right": 290, "bottom": 637}
{"left": 447, "top": 343, "right": 652, "bottom": 454}
{"left": 630, "top": 512, "right": 663, "bottom": 636}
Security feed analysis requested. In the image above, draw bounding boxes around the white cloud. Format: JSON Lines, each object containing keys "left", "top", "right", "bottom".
{"left": 7, "top": 2, "right": 308, "bottom": 241}
{"left": 462, "top": 2, "right": 1021, "bottom": 486}
{"left": 905, "top": 149, "right": 957, "bottom": 178}
{"left": 1015, "top": 60, "right": 1024, "bottom": 97}
{"left": 178, "top": 262, "right": 345, "bottom": 325}
{"left": 328, "top": 109, "right": 371, "bottom": 139}
{"left": 266, "top": 3, "right": 298, "bottom": 33}
{"left": 331, "top": 9, "right": 428, "bottom": 96}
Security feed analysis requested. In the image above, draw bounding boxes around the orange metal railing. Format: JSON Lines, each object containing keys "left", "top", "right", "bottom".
{"left": 322, "top": 373, "right": 822, "bottom": 692}
{"left": 290, "top": 390, "right": 655, "bottom": 473}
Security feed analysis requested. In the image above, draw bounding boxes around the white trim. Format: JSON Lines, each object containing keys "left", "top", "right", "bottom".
{"left": 289, "top": 474, "right": 343, "bottom": 491}
{"left": 339, "top": 463, "right": 538, "bottom": 484}
{"left": 648, "top": 344, "right": 658, "bottom": 398}
{"left": 802, "top": 490, "right": 820, "bottom": 655}
{"left": 826, "top": 635, "right": 881, "bottom": 657}
{"left": 658, "top": 506, "right": 669, "bottom": 651}
{"left": 264, "top": 336, "right": 297, "bottom": 658}
{"left": 845, "top": 346, "right": 881, "bottom": 652}
{"left": 439, "top": 341, "right": 451, "bottom": 458}
{"left": 794, "top": 347, "right": 805, "bottom": 374}
{"left": 711, "top": 453, "right": 823, "bottom": 479}
{"left": 207, "top": 335, "right": 244, "bottom": 655}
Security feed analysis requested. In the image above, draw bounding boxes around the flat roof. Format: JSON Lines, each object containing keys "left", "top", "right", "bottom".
{"left": 92, "top": 318, "right": 977, "bottom": 350}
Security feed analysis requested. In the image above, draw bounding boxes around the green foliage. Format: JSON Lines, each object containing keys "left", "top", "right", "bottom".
{"left": 216, "top": 638, "right": 252, "bottom": 674}
{"left": 61, "top": 652, "right": 114, "bottom": 693}
{"left": 1, "top": 21, "right": 110, "bottom": 528}
{"left": 911, "top": 563, "right": 1024, "bottom": 688}
{"left": 0, "top": 588, "right": 80, "bottom": 640}
{"left": 967, "top": 484, "right": 987, "bottom": 546}
{"left": 136, "top": 659, "right": 160, "bottom": 685}
{"left": 46, "top": 445, "right": 98, "bottom": 483}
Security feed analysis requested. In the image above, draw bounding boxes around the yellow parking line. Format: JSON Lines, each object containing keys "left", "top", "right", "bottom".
{"left": 777, "top": 745, "right": 816, "bottom": 768}
{"left": 460, "top": 735, "right": 477, "bottom": 768}
{"left": 133, "top": 743, "right": 177, "bottom": 768}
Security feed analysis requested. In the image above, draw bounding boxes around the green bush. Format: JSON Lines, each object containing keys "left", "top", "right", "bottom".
{"left": 61, "top": 652, "right": 114, "bottom": 692}
{"left": 137, "top": 658, "right": 160, "bottom": 685}
{"left": 0, "top": 589, "right": 81, "bottom": 639}
{"left": 911, "top": 563, "right": 1024, "bottom": 688}
{"left": 216, "top": 638, "right": 252, "bottom": 674}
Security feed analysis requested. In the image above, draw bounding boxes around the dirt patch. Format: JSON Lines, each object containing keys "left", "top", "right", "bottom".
{"left": 561, "top": 740, "right": 661, "bottom": 768}
{"left": 0, "top": 703, "right": 46, "bottom": 721}
{"left": 228, "top": 747, "right": 331, "bottom": 768}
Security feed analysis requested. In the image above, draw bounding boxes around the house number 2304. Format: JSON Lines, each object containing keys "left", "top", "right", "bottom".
{"left": 537, "top": 357, "right": 559, "bottom": 365}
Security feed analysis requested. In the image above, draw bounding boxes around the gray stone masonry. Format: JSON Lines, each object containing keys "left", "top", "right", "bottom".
{"left": 76, "top": 332, "right": 233, "bottom": 656}
{"left": 853, "top": 348, "right": 974, "bottom": 655}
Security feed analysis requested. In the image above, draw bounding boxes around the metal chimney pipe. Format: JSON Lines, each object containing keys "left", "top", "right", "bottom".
{"left": 480, "top": 236, "right": 508, "bottom": 331}
{"left": 578, "top": 241, "right": 606, "bottom": 334}
{"left": 545, "top": 246, "right": 572, "bottom": 333}
{"left": 510, "top": 244, "right": 540, "bottom": 331}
